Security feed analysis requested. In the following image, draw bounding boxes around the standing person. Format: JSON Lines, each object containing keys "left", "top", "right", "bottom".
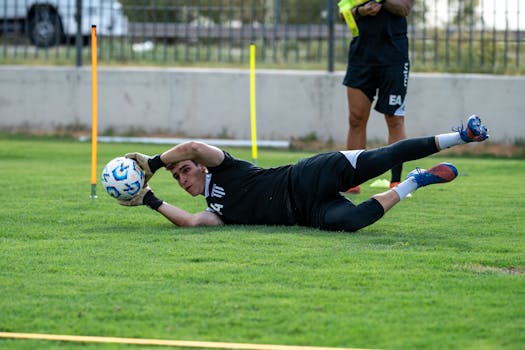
{"left": 343, "top": 0, "right": 415, "bottom": 194}
{"left": 119, "top": 115, "right": 488, "bottom": 232}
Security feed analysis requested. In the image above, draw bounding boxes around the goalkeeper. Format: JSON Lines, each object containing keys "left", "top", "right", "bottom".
{"left": 119, "top": 116, "right": 488, "bottom": 232}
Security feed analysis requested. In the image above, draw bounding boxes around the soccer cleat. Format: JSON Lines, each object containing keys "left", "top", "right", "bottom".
{"left": 457, "top": 115, "right": 489, "bottom": 142}
{"left": 407, "top": 162, "right": 458, "bottom": 188}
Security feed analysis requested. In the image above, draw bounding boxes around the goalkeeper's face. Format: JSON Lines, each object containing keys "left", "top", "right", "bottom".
{"left": 169, "top": 160, "right": 207, "bottom": 197}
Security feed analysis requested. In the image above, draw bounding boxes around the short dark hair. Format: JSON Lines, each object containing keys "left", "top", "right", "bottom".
{"left": 165, "top": 159, "right": 198, "bottom": 170}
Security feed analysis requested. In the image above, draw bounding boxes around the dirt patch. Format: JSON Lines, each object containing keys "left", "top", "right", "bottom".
{"left": 291, "top": 138, "right": 524, "bottom": 158}
{"left": 461, "top": 263, "right": 525, "bottom": 275}
{"left": 438, "top": 142, "right": 524, "bottom": 158}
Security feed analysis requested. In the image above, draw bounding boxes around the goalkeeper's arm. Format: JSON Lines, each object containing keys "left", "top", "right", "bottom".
{"left": 119, "top": 185, "right": 224, "bottom": 227}
{"left": 157, "top": 203, "right": 224, "bottom": 227}
{"left": 126, "top": 141, "right": 225, "bottom": 183}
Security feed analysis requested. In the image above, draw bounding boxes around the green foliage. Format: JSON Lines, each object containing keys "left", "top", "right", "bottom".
{"left": 1, "top": 0, "right": 524, "bottom": 73}
{"left": 410, "top": 29, "right": 525, "bottom": 74}
{"left": 1, "top": 32, "right": 523, "bottom": 75}
{"left": 119, "top": 0, "right": 327, "bottom": 24}
{"left": 1, "top": 137, "right": 524, "bottom": 350}
{"left": 412, "top": 0, "right": 481, "bottom": 26}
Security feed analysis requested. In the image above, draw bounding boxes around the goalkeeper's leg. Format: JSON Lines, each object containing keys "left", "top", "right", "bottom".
{"left": 346, "top": 115, "right": 489, "bottom": 185}
{"left": 343, "top": 136, "right": 439, "bottom": 186}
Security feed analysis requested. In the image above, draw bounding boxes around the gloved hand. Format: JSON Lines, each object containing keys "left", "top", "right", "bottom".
{"left": 125, "top": 152, "right": 165, "bottom": 183}
{"left": 118, "top": 184, "right": 152, "bottom": 206}
{"left": 118, "top": 184, "right": 164, "bottom": 210}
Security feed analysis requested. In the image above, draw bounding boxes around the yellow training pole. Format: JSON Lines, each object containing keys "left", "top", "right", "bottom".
{"left": 90, "top": 25, "right": 98, "bottom": 199}
{"left": 249, "top": 42, "right": 258, "bottom": 164}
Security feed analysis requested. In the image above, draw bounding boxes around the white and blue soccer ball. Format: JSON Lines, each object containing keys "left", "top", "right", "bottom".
{"left": 101, "top": 157, "right": 145, "bottom": 200}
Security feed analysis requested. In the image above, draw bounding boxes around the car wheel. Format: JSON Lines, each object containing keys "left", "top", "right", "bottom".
{"left": 28, "top": 6, "right": 64, "bottom": 47}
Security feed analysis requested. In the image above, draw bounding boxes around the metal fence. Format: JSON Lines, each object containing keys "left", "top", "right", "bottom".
{"left": 1, "top": 0, "right": 523, "bottom": 73}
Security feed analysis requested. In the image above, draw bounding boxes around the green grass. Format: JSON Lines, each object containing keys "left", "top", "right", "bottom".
{"left": 1, "top": 136, "right": 524, "bottom": 350}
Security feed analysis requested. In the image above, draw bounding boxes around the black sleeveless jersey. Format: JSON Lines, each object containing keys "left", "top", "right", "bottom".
{"left": 348, "top": 7, "right": 409, "bottom": 66}
{"left": 204, "top": 152, "right": 296, "bottom": 225}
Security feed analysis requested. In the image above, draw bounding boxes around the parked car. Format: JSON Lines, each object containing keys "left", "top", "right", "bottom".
{"left": 1, "top": 0, "right": 128, "bottom": 47}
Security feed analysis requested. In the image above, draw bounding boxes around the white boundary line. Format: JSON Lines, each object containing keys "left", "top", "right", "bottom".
{"left": 0, "top": 332, "right": 376, "bottom": 350}
{"left": 78, "top": 136, "right": 290, "bottom": 148}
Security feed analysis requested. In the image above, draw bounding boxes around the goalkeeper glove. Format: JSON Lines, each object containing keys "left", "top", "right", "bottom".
{"left": 118, "top": 185, "right": 164, "bottom": 210}
{"left": 125, "top": 152, "right": 166, "bottom": 183}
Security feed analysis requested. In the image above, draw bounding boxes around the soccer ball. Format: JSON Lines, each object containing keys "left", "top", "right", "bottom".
{"left": 101, "top": 157, "right": 145, "bottom": 200}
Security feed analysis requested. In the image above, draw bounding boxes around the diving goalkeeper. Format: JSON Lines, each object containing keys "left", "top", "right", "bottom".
{"left": 120, "top": 115, "right": 488, "bottom": 232}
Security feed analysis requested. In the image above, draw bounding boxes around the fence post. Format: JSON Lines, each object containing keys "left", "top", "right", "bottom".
{"left": 327, "top": 0, "right": 335, "bottom": 72}
{"left": 75, "top": 0, "right": 82, "bottom": 67}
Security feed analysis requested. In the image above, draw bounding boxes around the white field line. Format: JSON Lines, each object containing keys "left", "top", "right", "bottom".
{"left": 78, "top": 136, "right": 290, "bottom": 148}
{"left": 0, "top": 332, "right": 378, "bottom": 350}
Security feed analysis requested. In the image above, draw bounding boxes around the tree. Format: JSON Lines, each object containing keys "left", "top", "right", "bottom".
{"left": 409, "top": 0, "right": 481, "bottom": 28}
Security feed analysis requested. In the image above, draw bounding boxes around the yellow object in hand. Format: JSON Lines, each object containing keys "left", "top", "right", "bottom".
{"left": 337, "top": 0, "right": 384, "bottom": 37}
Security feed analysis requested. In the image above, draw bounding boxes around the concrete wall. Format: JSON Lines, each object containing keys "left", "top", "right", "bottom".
{"left": 0, "top": 66, "right": 523, "bottom": 144}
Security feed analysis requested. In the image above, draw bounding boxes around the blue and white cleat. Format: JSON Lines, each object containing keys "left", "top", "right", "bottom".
{"left": 458, "top": 115, "right": 489, "bottom": 142}
{"left": 407, "top": 162, "right": 458, "bottom": 188}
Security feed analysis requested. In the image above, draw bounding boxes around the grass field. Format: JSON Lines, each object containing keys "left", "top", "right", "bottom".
{"left": 1, "top": 135, "right": 524, "bottom": 350}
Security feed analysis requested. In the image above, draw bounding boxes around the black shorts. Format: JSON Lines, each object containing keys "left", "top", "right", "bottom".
{"left": 290, "top": 152, "right": 356, "bottom": 227}
{"left": 343, "top": 62, "right": 410, "bottom": 116}
{"left": 289, "top": 151, "right": 387, "bottom": 232}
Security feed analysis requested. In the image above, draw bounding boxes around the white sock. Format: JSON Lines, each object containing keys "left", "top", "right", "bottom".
{"left": 436, "top": 132, "right": 465, "bottom": 150}
{"left": 392, "top": 177, "right": 418, "bottom": 200}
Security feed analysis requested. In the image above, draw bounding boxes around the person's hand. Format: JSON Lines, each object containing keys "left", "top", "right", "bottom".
{"left": 359, "top": 1, "right": 382, "bottom": 16}
{"left": 118, "top": 184, "right": 152, "bottom": 206}
{"left": 125, "top": 152, "right": 155, "bottom": 182}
